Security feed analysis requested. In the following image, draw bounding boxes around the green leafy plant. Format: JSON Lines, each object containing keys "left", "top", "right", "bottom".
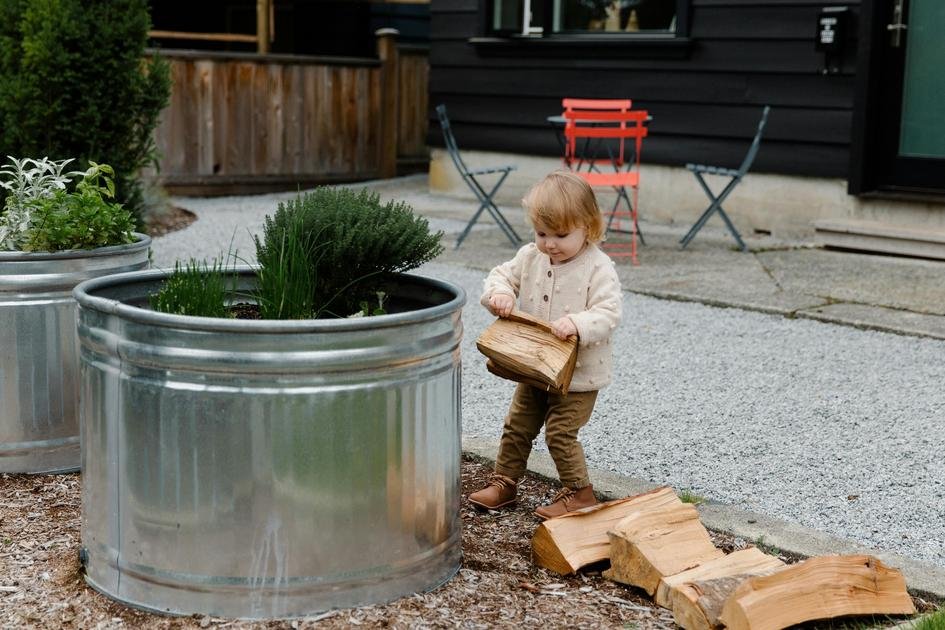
{"left": 677, "top": 488, "right": 705, "bottom": 505}
{"left": 753, "top": 535, "right": 781, "bottom": 557}
{"left": 354, "top": 291, "right": 388, "bottom": 318}
{"left": 149, "top": 258, "right": 231, "bottom": 318}
{"left": 253, "top": 211, "right": 320, "bottom": 320}
{"left": 23, "top": 163, "right": 136, "bottom": 252}
{"left": 0, "top": 0, "right": 171, "bottom": 221}
{"left": 258, "top": 187, "right": 443, "bottom": 318}
{"left": 912, "top": 609, "right": 945, "bottom": 630}
{"left": 0, "top": 156, "right": 83, "bottom": 249}
{"left": 0, "top": 158, "right": 136, "bottom": 251}
{"left": 152, "top": 187, "right": 443, "bottom": 321}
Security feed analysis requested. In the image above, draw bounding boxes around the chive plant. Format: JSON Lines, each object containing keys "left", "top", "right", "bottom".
{"left": 151, "top": 186, "right": 444, "bottom": 319}
{"left": 253, "top": 211, "right": 318, "bottom": 319}
{"left": 149, "top": 258, "right": 231, "bottom": 318}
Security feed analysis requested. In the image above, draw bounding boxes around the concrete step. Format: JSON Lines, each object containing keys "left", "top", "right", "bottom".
{"left": 814, "top": 219, "right": 945, "bottom": 261}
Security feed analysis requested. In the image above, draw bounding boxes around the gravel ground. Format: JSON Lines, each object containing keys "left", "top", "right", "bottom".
{"left": 152, "top": 189, "right": 945, "bottom": 571}
{"left": 426, "top": 262, "right": 945, "bottom": 571}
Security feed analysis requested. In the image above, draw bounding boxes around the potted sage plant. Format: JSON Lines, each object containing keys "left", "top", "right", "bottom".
{"left": 0, "top": 157, "right": 150, "bottom": 473}
{"left": 74, "top": 186, "right": 464, "bottom": 619}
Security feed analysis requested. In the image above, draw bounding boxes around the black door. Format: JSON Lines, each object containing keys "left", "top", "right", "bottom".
{"left": 872, "top": 0, "right": 945, "bottom": 193}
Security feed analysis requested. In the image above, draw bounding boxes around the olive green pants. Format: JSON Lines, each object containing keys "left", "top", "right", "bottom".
{"left": 494, "top": 384, "right": 598, "bottom": 489}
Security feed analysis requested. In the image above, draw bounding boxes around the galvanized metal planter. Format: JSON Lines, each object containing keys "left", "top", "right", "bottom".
{"left": 74, "top": 267, "right": 465, "bottom": 619}
{"left": 0, "top": 235, "right": 151, "bottom": 473}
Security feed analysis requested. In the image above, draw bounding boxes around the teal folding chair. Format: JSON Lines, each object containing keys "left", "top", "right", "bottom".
{"left": 435, "top": 104, "right": 522, "bottom": 249}
{"left": 680, "top": 106, "right": 771, "bottom": 251}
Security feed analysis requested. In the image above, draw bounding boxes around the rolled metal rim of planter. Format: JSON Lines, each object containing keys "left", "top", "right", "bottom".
{"left": 74, "top": 265, "right": 464, "bottom": 332}
{"left": 0, "top": 234, "right": 152, "bottom": 262}
{"left": 0, "top": 233, "right": 151, "bottom": 474}
{"left": 75, "top": 266, "right": 466, "bottom": 619}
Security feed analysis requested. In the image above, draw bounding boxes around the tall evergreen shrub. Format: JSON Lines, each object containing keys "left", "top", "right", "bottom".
{"left": 0, "top": 0, "right": 170, "bottom": 221}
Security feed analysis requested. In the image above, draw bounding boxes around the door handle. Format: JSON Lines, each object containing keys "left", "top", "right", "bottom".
{"left": 888, "top": 0, "right": 907, "bottom": 48}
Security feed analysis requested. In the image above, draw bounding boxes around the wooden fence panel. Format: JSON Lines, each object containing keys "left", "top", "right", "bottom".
{"left": 151, "top": 51, "right": 384, "bottom": 193}
{"left": 397, "top": 48, "right": 430, "bottom": 162}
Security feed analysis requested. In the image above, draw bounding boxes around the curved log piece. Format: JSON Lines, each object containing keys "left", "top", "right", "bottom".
{"left": 718, "top": 555, "right": 916, "bottom": 630}
{"left": 532, "top": 486, "right": 679, "bottom": 575}
{"left": 603, "top": 500, "right": 724, "bottom": 596}
{"left": 477, "top": 310, "right": 578, "bottom": 395}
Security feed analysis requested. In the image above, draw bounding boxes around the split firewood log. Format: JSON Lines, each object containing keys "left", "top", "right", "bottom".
{"left": 532, "top": 486, "right": 680, "bottom": 575}
{"left": 718, "top": 555, "right": 916, "bottom": 630}
{"left": 476, "top": 309, "right": 578, "bottom": 395}
{"left": 657, "top": 546, "right": 786, "bottom": 609}
{"left": 665, "top": 548, "right": 786, "bottom": 630}
{"left": 673, "top": 574, "right": 758, "bottom": 630}
{"left": 603, "top": 500, "right": 724, "bottom": 596}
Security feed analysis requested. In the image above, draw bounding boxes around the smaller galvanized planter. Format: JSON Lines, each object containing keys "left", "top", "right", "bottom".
{"left": 75, "top": 267, "right": 465, "bottom": 619}
{"left": 0, "top": 235, "right": 151, "bottom": 473}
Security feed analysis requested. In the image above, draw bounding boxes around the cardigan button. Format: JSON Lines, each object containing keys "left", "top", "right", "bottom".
{"left": 547, "top": 270, "right": 552, "bottom": 277}
{"left": 543, "top": 295, "right": 548, "bottom": 302}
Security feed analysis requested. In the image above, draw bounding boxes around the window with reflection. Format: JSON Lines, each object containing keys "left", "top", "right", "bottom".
{"left": 555, "top": 0, "right": 676, "bottom": 33}
{"left": 488, "top": 0, "right": 682, "bottom": 37}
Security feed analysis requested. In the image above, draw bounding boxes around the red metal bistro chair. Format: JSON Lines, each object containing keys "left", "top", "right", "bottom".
{"left": 562, "top": 102, "right": 648, "bottom": 264}
{"left": 560, "top": 98, "right": 632, "bottom": 170}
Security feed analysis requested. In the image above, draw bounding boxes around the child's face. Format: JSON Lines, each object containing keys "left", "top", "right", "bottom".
{"left": 533, "top": 221, "right": 587, "bottom": 264}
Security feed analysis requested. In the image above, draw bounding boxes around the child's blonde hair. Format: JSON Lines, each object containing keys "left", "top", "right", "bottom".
{"left": 522, "top": 171, "right": 604, "bottom": 242}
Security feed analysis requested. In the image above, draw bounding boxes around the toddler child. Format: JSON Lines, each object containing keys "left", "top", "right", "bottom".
{"left": 469, "top": 170, "right": 623, "bottom": 519}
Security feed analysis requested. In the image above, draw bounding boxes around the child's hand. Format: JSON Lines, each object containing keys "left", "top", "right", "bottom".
{"left": 551, "top": 316, "right": 577, "bottom": 340}
{"left": 488, "top": 294, "right": 515, "bottom": 317}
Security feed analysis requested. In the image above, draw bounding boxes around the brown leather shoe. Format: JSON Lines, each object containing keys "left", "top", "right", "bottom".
{"left": 468, "top": 474, "right": 517, "bottom": 510}
{"left": 534, "top": 484, "right": 598, "bottom": 520}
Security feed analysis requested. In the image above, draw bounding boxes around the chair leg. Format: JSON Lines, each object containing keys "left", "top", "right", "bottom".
{"left": 679, "top": 202, "right": 716, "bottom": 248}
{"left": 478, "top": 172, "right": 522, "bottom": 247}
{"left": 605, "top": 187, "right": 645, "bottom": 245}
{"left": 680, "top": 174, "right": 744, "bottom": 250}
{"left": 456, "top": 172, "right": 522, "bottom": 249}
{"left": 716, "top": 206, "right": 748, "bottom": 251}
{"left": 455, "top": 201, "right": 490, "bottom": 249}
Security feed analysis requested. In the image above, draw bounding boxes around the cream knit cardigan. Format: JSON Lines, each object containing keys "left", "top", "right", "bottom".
{"left": 480, "top": 242, "right": 623, "bottom": 392}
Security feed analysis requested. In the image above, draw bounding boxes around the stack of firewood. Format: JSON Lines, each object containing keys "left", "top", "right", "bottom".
{"left": 532, "top": 487, "right": 916, "bottom": 629}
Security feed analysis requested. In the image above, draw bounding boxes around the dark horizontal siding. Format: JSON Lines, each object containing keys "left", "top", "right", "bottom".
{"left": 429, "top": 0, "right": 862, "bottom": 178}
{"left": 433, "top": 0, "right": 477, "bottom": 12}
{"left": 429, "top": 121, "right": 848, "bottom": 177}
{"left": 439, "top": 96, "right": 850, "bottom": 143}
{"left": 431, "top": 68, "right": 855, "bottom": 108}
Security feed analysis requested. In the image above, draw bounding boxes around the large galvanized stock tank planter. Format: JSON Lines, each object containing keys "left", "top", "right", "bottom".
{"left": 0, "top": 235, "right": 151, "bottom": 473}
{"left": 74, "top": 266, "right": 465, "bottom": 618}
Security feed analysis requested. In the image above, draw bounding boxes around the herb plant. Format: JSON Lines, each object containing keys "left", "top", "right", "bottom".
{"left": 23, "top": 164, "right": 136, "bottom": 252}
{"left": 0, "top": 156, "right": 83, "bottom": 250}
{"left": 149, "top": 258, "right": 232, "bottom": 319}
{"left": 258, "top": 187, "right": 443, "bottom": 317}
{"left": 152, "top": 186, "right": 443, "bottom": 320}
{"left": 253, "top": 211, "right": 320, "bottom": 320}
{"left": 0, "top": 158, "right": 136, "bottom": 252}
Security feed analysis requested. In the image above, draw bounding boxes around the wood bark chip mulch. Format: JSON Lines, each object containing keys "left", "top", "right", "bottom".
{"left": 145, "top": 206, "right": 197, "bottom": 237}
{"left": 0, "top": 456, "right": 935, "bottom": 629}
